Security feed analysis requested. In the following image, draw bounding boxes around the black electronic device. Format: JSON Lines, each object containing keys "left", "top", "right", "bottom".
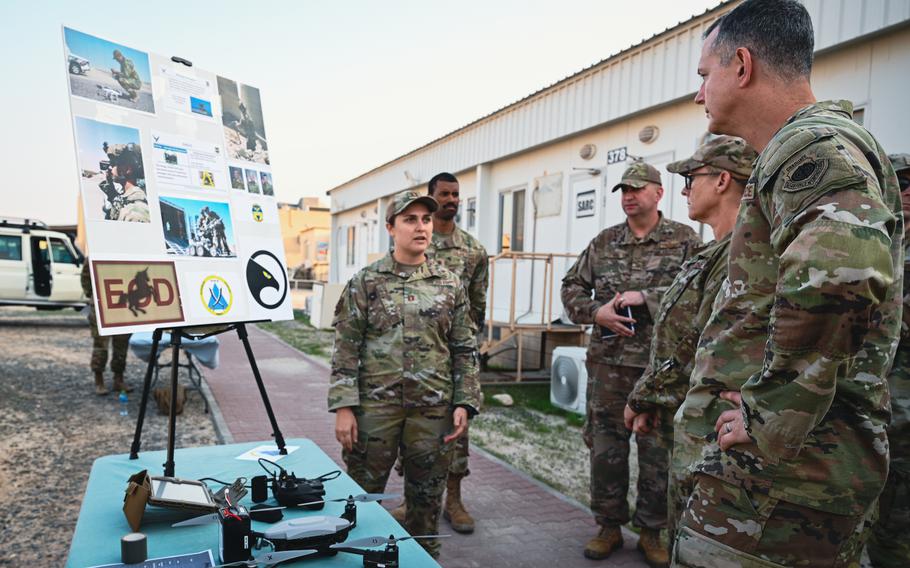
{"left": 600, "top": 306, "right": 636, "bottom": 339}
{"left": 331, "top": 534, "right": 450, "bottom": 568}
{"left": 257, "top": 458, "right": 340, "bottom": 509}
{"left": 218, "top": 504, "right": 252, "bottom": 564}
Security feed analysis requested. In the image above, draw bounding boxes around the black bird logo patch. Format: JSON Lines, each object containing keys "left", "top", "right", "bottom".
{"left": 246, "top": 250, "right": 287, "bottom": 309}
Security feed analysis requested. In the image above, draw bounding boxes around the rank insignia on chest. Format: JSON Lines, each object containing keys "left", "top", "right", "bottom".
{"left": 742, "top": 183, "right": 755, "bottom": 201}
{"left": 406, "top": 294, "right": 417, "bottom": 303}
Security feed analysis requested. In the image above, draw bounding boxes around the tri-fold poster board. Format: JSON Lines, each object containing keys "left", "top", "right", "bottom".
{"left": 63, "top": 26, "right": 293, "bottom": 335}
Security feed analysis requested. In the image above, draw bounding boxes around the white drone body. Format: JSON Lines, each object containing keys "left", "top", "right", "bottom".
{"left": 260, "top": 515, "right": 352, "bottom": 542}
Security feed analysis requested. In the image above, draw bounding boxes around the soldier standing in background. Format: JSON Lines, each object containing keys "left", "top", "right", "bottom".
{"left": 867, "top": 154, "right": 910, "bottom": 568}
{"left": 561, "top": 162, "right": 700, "bottom": 566}
{"left": 329, "top": 190, "right": 481, "bottom": 559}
{"left": 390, "top": 172, "right": 488, "bottom": 534}
{"left": 673, "top": 1, "right": 902, "bottom": 565}
{"left": 621, "top": 136, "right": 757, "bottom": 543}
{"left": 81, "top": 259, "right": 131, "bottom": 395}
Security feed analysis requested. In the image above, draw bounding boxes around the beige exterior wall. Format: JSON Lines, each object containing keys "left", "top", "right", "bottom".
{"left": 277, "top": 200, "right": 330, "bottom": 281}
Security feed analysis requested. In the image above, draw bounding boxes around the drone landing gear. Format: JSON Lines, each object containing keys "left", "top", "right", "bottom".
{"left": 129, "top": 322, "right": 287, "bottom": 476}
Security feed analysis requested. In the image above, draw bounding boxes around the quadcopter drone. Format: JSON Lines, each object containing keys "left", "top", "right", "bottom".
{"left": 174, "top": 491, "right": 397, "bottom": 564}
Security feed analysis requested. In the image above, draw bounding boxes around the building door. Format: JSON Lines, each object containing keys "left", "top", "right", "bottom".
{"left": 29, "top": 236, "right": 52, "bottom": 297}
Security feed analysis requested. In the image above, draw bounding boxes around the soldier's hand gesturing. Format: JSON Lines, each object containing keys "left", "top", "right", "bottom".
{"left": 594, "top": 293, "right": 636, "bottom": 337}
{"left": 714, "top": 391, "right": 751, "bottom": 450}
{"left": 335, "top": 407, "right": 358, "bottom": 452}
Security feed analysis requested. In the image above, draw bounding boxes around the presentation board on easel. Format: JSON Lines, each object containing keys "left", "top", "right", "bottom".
{"left": 63, "top": 26, "right": 293, "bottom": 335}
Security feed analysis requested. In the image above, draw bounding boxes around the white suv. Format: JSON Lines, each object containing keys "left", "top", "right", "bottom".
{"left": 0, "top": 218, "right": 88, "bottom": 308}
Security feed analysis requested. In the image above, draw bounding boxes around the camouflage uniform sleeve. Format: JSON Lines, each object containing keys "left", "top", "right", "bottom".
{"left": 561, "top": 241, "right": 602, "bottom": 324}
{"left": 328, "top": 277, "right": 367, "bottom": 412}
{"left": 628, "top": 248, "right": 726, "bottom": 413}
{"left": 740, "top": 137, "right": 898, "bottom": 461}
{"left": 468, "top": 246, "right": 489, "bottom": 328}
{"left": 639, "top": 229, "right": 701, "bottom": 316}
{"left": 450, "top": 284, "right": 481, "bottom": 414}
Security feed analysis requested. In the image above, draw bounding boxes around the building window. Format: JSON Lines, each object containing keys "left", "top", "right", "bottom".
{"left": 466, "top": 198, "right": 476, "bottom": 230}
{"left": 498, "top": 189, "right": 525, "bottom": 252}
{"left": 346, "top": 226, "right": 356, "bottom": 266}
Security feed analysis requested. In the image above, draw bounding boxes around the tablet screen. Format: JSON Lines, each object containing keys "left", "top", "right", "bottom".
{"left": 150, "top": 478, "right": 212, "bottom": 506}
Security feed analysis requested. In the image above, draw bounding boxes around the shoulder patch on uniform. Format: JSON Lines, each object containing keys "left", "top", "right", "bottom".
{"left": 782, "top": 156, "right": 829, "bottom": 192}
{"left": 742, "top": 182, "right": 755, "bottom": 201}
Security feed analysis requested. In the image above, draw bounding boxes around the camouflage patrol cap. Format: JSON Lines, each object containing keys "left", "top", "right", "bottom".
{"left": 105, "top": 142, "right": 142, "bottom": 160}
{"left": 667, "top": 135, "right": 757, "bottom": 179}
{"left": 386, "top": 189, "right": 438, "bottom": 223}
{"left": 611, "top": 162, "right": 662, "bottom": 192}
{"left": 889, "top": 153, "right": 910, "bottom": 174}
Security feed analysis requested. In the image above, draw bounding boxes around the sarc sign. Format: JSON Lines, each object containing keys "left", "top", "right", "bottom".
{"left": 92, "top": 261, "right": 184, "bottom": 328}
{"left": 575, "top": 190, "right": 596, "bottom": 218}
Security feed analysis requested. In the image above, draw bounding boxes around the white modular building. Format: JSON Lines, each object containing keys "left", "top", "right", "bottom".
{"left": 326, "top": 0, "right": 910, "bottom": 367}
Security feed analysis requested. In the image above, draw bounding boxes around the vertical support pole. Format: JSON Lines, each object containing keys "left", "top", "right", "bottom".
{"left": 516, "top": 331, "right": 523, "bottom": 382}
{"left": 236, "top": 323, "right": 287, "bottom": 454}
{"left": 163, "top": 331, "right": 181, "bottom": 477}
{"left": 130, "top": 328, "right": 162, "bottom": 460}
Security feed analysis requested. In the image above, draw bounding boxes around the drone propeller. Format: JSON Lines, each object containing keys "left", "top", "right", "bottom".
{"left": 297, "top": 492, "right": 399, "bottom": 508}
{"left": 333, "top": 534, "right": 451, "bottom": 549}
{"left": 172, "top": 512, "right": 220, "bottom": 527}
{"left": 210, "top": 549, "right": 317, "bottom": 568}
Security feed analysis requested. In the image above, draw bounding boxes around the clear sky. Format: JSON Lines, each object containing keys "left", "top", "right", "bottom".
{"left": 1, "top": 0, "right": 719, "bottom": 225}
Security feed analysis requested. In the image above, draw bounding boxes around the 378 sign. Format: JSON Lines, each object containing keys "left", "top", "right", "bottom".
{"left": 91, "top": 260, "right": 184, "bottom": 331}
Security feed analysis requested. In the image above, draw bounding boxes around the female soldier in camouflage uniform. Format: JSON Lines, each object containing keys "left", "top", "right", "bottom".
{"left": 329, "top": 190, "right": 481, "bottom": 559}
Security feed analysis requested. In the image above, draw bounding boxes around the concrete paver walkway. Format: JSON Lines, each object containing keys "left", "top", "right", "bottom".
{"left": 202, "top": 325, "right": 647, "bottom": 568}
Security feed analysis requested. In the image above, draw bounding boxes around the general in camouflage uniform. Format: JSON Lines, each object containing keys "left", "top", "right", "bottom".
{"left": 561, "top": 161, "right": 700, "bottom": 564}
{"left": 623, "top": 136, "right": 757, "bottom": 542}
{"left": 81, "top": 259, "right": 131, "bottom": 395}
{"left": 673, "top": 3, "right": 902, "bottom": 565}
{"left": 111, "top": 49, "right": 142, "bottom": 101}
{"left": 329, "top": 190, "right": 481, "bottom": 558}
{"left": 867, "top": 154, "right": 910, "bottom": 568}
{"left": 391, "top": 172, "right": 489, "bottom": 533}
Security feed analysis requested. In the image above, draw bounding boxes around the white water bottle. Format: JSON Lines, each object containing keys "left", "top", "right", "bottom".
{"left": 119, "top": 391, "right": 129, "bottom": 416}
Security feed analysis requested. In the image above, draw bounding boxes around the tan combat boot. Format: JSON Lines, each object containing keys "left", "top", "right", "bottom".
{"left": 389, "top": 502, "right": 406, "bottom": 524}
{"left": 442, "top": 474, "right": 475, "bottom": 533}
{"left": 637, "top": 528, "right": 669, "bottom": 568}
{"left": 112, "top": 373, "right": 132, "bottom": 393}
{"left": 94, "top": 372, "right": 109, "bottom": 396}
{"left": 583, "top": 525, "right": 623, "bottom": 560}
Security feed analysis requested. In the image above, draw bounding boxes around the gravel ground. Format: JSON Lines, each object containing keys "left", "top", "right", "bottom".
{"left": 0, "top": 308, "right": 218, "bottom": 566}
{"left": 471, "top": 405, "right": 639, "bottom": 510}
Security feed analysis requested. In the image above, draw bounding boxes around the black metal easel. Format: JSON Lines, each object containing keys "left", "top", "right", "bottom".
{"left": 129, "top": 322, "right": 287, "bottom": 477}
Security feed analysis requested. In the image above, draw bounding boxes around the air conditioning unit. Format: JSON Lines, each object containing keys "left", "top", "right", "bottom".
{"left": 550, "top": 346, "right": 588, "bottom": 414}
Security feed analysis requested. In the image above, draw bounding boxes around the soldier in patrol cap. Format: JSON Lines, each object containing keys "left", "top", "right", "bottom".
{"left": 673, "top": 1, "right": 902, "bottom": 565}
{"left": 622, "top": 135, "right": 757, "bottom": 544}
{"left": 111, "top": 49, "right": 142, "bottom": 102}
{"left": 389, "top": 172, "right": 488, "bottom": 534}
{"left": 867, "top": 153, "right": 910, "bottom": 568}
{"left": 562, "top": 160, "right": 700, "bottom": 564}
{"left": 329, "top": 189, "right": 481, "bottom": 559}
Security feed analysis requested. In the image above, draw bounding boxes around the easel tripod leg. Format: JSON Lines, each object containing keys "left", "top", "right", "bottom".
{"left": 163, "top": 331, "right": 182, "bottom": 477}
{"left": 130, "top": 328, "right": 162, "bottom": 460}
{"left": 236, "top": 323, "right": 287, "bottom": 454}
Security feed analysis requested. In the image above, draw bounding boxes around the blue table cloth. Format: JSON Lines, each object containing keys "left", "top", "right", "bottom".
{"left": 66, "top": 439, "right": 438, "bottom": 567}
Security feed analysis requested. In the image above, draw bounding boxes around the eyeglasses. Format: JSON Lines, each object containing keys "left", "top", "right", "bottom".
{"left": 682, "top": 172, "right": 721, "bottom": 190}
{"left": 899, "top": 176, "right": 910, "bottom": 192}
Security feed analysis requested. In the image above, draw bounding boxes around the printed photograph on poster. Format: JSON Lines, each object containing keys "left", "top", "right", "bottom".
{"left": 64, "top": 27, "right": 155, "bottom": 113}
{"left": 75, "top": 117, "right": 150, "bottom": 224}
{"left": 245, "top": 169, "right": 260, "bottom": 193}
{"left": 229, "top": 166, "right": 245, "bottom": 190}
{"left": 159, "top": 65, "right": 216, "bottom": 118}
{"left": 158, "top": 196, "right": 236, "bottom": 257}
{"left": 91, "top": 260, "right": 184, "bottom": 329}
{"left": 152, "top": 131, "right": 225, "bottom": 191}
{"left": 217, "top": 76, "right": 269, "bottom": 164}
{"left": 260, "top": 172, "right": 274, "bottom": 196}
